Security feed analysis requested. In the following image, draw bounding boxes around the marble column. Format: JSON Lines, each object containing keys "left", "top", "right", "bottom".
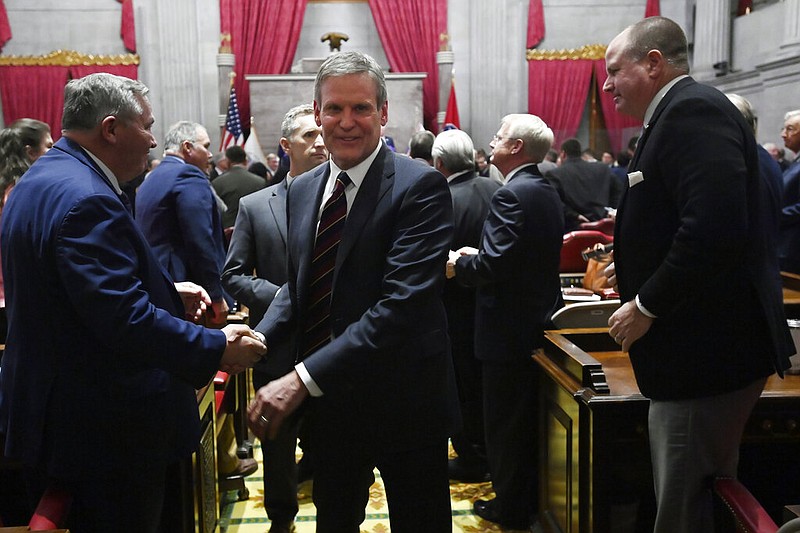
{"left": 779, "top": 0, "right": 800, "bottom": 57}
{"left": 133, "top": 0, "right": 220, "bottom": 147}
{"left": 467, "top": 0, "right": 529, "bottom": 152}
{"left": 436, "top": 49, "right": 454, "bottom": 131}
{"left": 692, "top": 0, "right": 730, "bottom": 81}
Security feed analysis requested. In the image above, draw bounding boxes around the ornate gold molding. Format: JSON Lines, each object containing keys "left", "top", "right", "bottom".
{"left": 527, "top": 44, "right": 607, "bottom": 61}
{"left": 0, "top": 50, "right": 140, "bottom": 67}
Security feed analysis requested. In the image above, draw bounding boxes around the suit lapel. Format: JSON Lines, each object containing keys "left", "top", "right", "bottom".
{"left": 268, "top": 183, "right": 288, "bottom": 245}
{"left": 293, "top": 166, "right": 330, "bottom": 315}
{"left": 336, "top": 146, "right": 393, "bottom": 273}
{"left": 630, "top": 77, "right": 694, "bottom": 170}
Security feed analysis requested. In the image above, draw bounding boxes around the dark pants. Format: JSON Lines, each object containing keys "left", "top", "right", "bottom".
{"left": 253, "top": 370, "right": 308, "bottom": 524}
{"left": 26, "top": 464, "right": 167, "bottom": 533}
{"left": 310, "top": 420, "right": 451, "bottom": 533}
{"left": 482, "top": 359, "right": 539, "bottom": 525}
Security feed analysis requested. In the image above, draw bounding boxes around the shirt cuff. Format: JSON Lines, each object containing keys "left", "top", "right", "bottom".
{"left": 295, "top": 362, "right": 323, "bottom": 397}
{"left": 635, "top": 294, "right": 657, "bottom": 319}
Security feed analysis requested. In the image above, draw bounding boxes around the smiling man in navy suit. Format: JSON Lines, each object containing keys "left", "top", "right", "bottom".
{"left": 604, "top": 17, "right": 793, "bottom": 532}
{"left": 247, "top": 51, "right": 457, "bottom": 533}
{"left": 0, "top": 73, "right": 265, "bottom": 532}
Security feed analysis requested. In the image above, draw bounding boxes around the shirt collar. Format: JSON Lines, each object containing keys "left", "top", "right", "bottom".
{"left": 505, "top": 163, "right": 537, "bottom": 183}
{"left": 446, "top": 169, "right": 471, "bottom": 183}
{"left": 643, "top": 74, "right": 689, "bottom": 128}
{"left": 83, "top": 148, "right": 122, "bottom": 194}
{"left": 327, "top": 141, "right": 382, "bottom": 192}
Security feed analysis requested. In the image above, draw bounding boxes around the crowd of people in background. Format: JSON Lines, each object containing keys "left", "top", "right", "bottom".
{"left": 1, "top": 15, "right": 800, "bottom": 533}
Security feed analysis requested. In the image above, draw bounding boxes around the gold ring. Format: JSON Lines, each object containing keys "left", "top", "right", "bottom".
{"left": 259, "top": 414, "right": 269, "bottom": 425}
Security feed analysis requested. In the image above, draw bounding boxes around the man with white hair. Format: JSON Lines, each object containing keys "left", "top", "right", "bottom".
{"left": 780, "top": 109, "right": 800, "bottom": 273}
{"left": 432, "top": 129, "right": 499, "bottom": 484}
{"left": 446, "top": 114, "right": 564, "bottom": 530}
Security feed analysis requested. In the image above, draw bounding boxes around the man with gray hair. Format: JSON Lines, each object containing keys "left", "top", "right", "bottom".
{"left": 780, "top": 109, "right": 800, "bottom": 273}
{"left": 222, "top": 102, "right": 327, "bottom": 533}
{"left": 604, "top": 17, "right": 792, "bottom": 531}
{"left": 0, "top": 73, "right": 265, "bottom": 531}
{"left": 136, "top": 120, "right": 230, "bottom": 328}
{"left": 432, "top": 129, "right": 499, "bottom": 484}
{"left": 446, "top": 113, "right": 564, "bottom": 530}
{"left": 248, "top": 51, "right": 457, "bottom": 532}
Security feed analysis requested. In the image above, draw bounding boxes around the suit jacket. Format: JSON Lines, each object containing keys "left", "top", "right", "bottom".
{"left": 545, "top": 156, "right": 623, "bottom": 230}
{"left": 444, "top": 172, "right": 501, "bottom": 344}
{"left": 780, "top": 160, "right": 800, "bottom": 274}
{"left": 222, "top": 181, "right": 295, "bottom": 377}
{"left": 455, "top": 165, "right": 564, "bottom": 364}
{"left": 615, "top": 77, "right": 793, "bottom": 400}
{"left": 135, "top": 156, "right": 228, "bottom": 301}
{"left": 256, "top": 145, "right": 458, "bottom": 453}
{"left": 0, "top": 137, "right": 225, "bottom": 479}
{"left": 212, "top": 165, "right": 267, "bottom": 228}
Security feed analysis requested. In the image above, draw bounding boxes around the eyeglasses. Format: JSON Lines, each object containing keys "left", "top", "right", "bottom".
{"left": 492, "top": 134, "right": 515, "bottom": 143}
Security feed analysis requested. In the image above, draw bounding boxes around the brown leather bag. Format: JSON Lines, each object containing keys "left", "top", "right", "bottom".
{"left": 582, "top": 243, "right": 612, "bottom": 293}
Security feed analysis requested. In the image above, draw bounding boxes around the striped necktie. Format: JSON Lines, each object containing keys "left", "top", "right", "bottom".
{"left": 302, "top": 171, "right": 350, "bottom": 358}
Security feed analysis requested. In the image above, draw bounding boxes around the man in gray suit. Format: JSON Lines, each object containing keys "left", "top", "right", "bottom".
{"left": 221, "top": 103, "right": 327, "bottom": 533}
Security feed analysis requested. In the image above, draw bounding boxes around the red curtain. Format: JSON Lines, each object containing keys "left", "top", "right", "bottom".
{"left": 368, "top": 0, "right": 447, "bottom": 133}
{"left": 0, "top": 66, "right": 69, "bottom": 139}
{"left": 527, "top": 0, "right": 545, "bottom": 48}
{"left": 737, "top": 0, "right": 753, "bottom": 16}
{"left": 70, "top": 64, "right": 139, "bottom": 80}
{"left": 117, "top": 0, "right": 136, "bottom": 53}
{"left": 593, "top": 60, "right": 640, "bottom": 155}
{"left": 528, "top": 59, "right": 593, "bottom": 149}
{"left": 0, "top": 0, "right": 11, "bottom": 51}
{"left": 645, "top": 0, "right": 660, "bottom": 17}
{"left": 220, "top": 0, "right": 308, "bottom": 128}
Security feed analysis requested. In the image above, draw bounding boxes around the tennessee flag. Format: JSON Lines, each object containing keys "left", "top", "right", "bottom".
{"left": 220, "top": 85, "right": 244, "bottom": 151}
{"left": 444, "top": 78, "right": 460, "bottom": 130}
{"left": 244, "top": 121, "right": 266, "bottom": 166}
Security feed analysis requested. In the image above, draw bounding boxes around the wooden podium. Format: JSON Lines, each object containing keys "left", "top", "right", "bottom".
{"left": 536, "top": 329, "right": 800, "bottom": 533}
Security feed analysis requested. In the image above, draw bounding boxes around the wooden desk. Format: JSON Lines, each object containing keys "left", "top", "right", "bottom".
{"left": 164, "top": 382, "right": 219, "bottom": 533}
{"left": 782, "top": 271, "right": 800, "bottom": 316}
{"left": 536, "top": 329, "right": 800, "bottom": 533}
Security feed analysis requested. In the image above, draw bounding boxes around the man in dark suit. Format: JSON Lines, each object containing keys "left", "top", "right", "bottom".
{"left": 0, "top": 73, "right": 265, "bottom": 532}
{"left": 431, "top": 129, "right": 499, "bottom": 483}
{"left": 136, "top": 121, "right": 230, "bottom": 327}
{"left": 544, "top": 137, "right": 623, "bottom": 230}
{"left": 222, "top": 103, "right": 327, "bottom": 533}
{"left": 247, "top": 51, "right": 457, "bottom": 533}
{"left": 603, "top": 17, "right": 793, "bottom": 531}
{"left": 212, "top": 144, "right": 266, "bottom": 229}
{"left": 447, "top": 113, "right": 564, "bottom": 530}
{"left": 779, "top": 109, "right": 800, "bottom": 273}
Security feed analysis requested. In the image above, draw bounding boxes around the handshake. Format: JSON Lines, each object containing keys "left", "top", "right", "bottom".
{"left": 219, "top": 324, "right": 268, "bottom": 375}
{"left": 174, "top": 281, "right": 267, "bottom": 374}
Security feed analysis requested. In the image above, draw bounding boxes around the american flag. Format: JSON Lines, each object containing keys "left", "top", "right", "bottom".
{"left": 220, "top": 85, "right": 244, "bottom": 151}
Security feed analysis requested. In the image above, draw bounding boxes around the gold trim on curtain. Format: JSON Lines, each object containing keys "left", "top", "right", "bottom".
{"left": 526, "top": 44, "right": 606, "bottom": 61}
{"left": 0, "top": 50, "right": 139, "bottom": 67}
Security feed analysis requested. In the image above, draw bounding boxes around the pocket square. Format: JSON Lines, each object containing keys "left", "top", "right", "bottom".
{"left": 628, "top": 171, "right": 644, "bottom": 187}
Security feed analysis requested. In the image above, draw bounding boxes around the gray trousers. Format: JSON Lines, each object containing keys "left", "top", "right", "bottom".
{"left": 648, "top": 377, "right": 766, "bottom": 533}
